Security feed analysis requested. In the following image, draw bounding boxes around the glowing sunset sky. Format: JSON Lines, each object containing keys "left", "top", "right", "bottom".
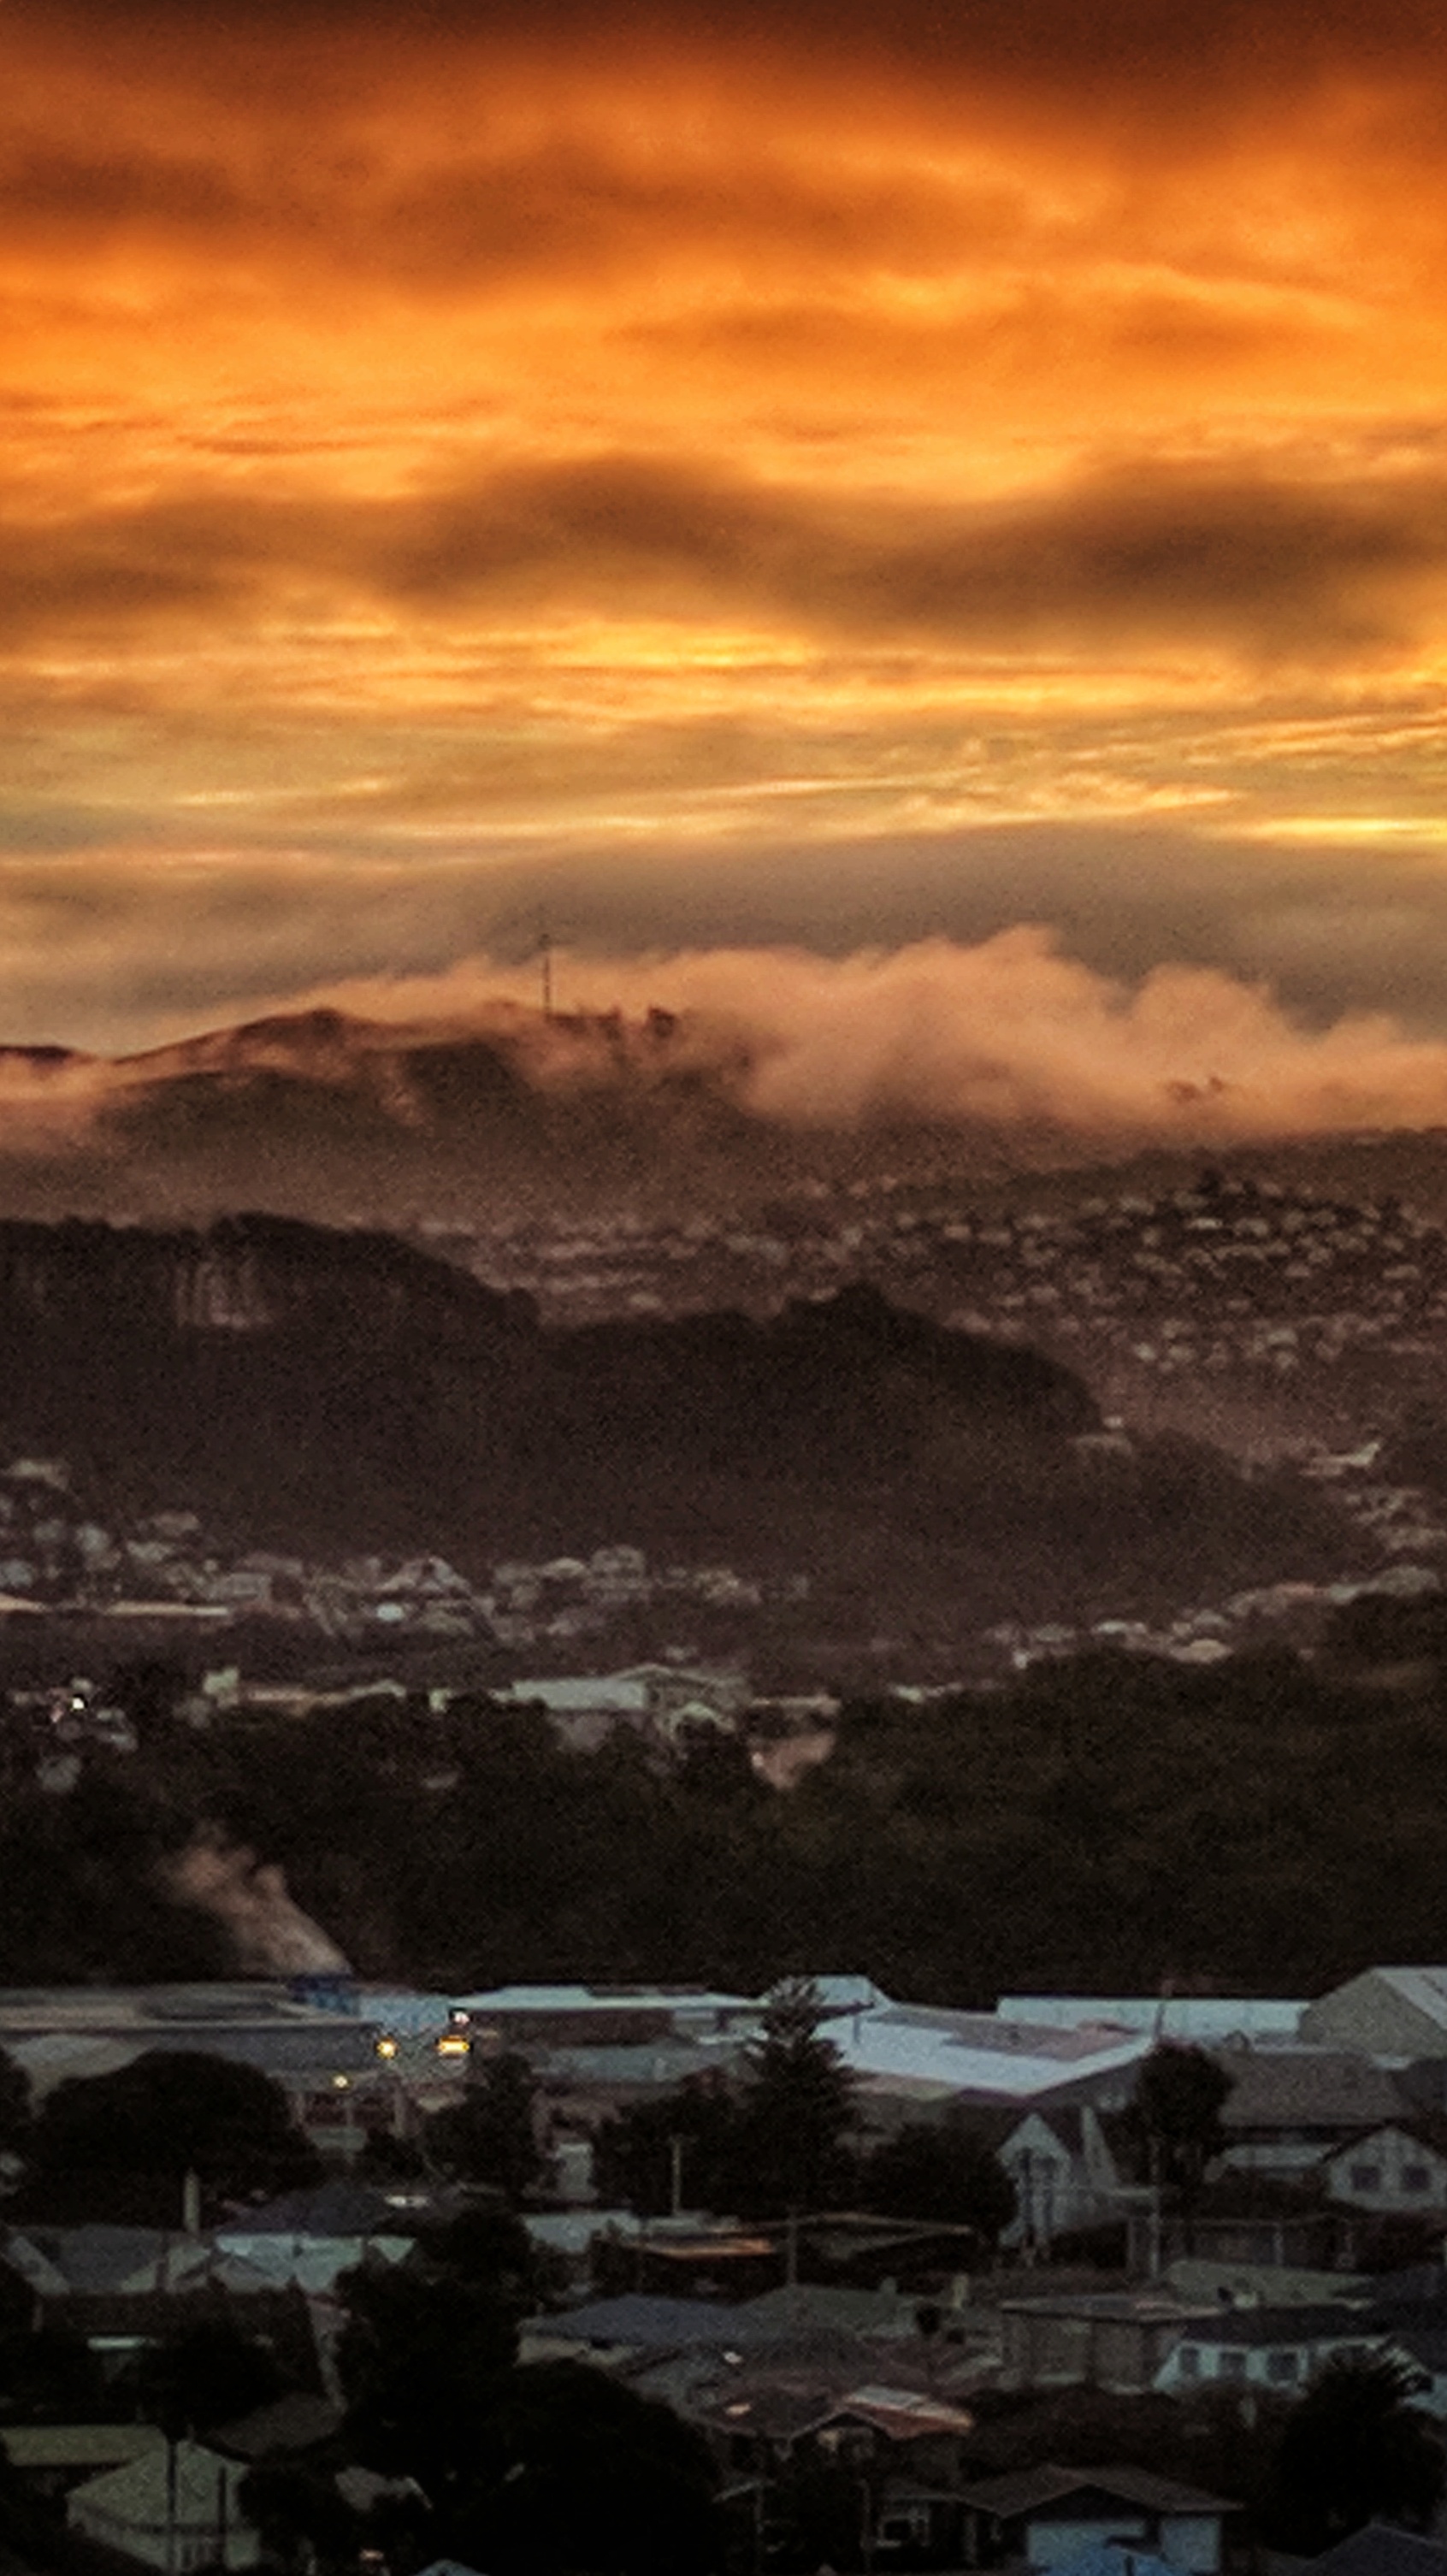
{"left": 9, "top": 0, "right": 1447, "bottom": 1120}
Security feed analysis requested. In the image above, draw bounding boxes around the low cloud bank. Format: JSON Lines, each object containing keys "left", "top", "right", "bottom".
{"left": 309, "top": 928, "right": 1447, "bottom": 1146}
{"left": 2, "top": 928, "right": 1447, "bottom": 1155}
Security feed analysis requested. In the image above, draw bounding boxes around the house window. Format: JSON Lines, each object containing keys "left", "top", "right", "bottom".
{"left": 1220, "top": 2349, "right": 1249, "bottom": 2383}
{"left": 1178, "top": 2347, "right": 1201, "bottom": 2380}
{"left": 1350, "top": 2165, "right": 1381, "bottom": 2192}
{"left": 1267, "top": 2350, "right": 1300, "bottom": 2384}
{"left": 1403, "top": 2165, "right": 1432, "bottom": 2195}
{"left": 881, "top": 2508, "right": 933, "bottom": 2547}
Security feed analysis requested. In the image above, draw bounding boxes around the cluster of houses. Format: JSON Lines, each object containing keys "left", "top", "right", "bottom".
{"left": 0, "top": 1431, "right": 1441, "bottom": 1727}
{"left": 0, "top": 1458, "right": 804, "bottom": 1663}
{"left": 15, "top": 1964, "right": 1447, "bottom": 2566}
{"left": 977, "top": 1557, "right": 1445, "bottom": 1676}
{"left": 422, "top": 1173, "right": 1447, "bottom": 1405}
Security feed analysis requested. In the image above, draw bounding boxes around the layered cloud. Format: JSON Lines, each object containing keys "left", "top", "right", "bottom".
{"left": 4, "top": 449, "right": 1447, "bottom": 664}
{"left": 3, "top": 0, "right": 1447, "bottom": 1085}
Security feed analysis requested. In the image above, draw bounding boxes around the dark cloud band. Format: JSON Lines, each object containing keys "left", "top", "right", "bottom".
{"left": 1, "top": 452, "right": 1441, "bottom": 662}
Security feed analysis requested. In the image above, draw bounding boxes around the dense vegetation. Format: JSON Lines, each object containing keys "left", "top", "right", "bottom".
{"left": 0, "top": 1216, "right": 1353, "bottom": 1631}
{"left": 5, "top": 1632, "right": 1447, "bottom": 1997}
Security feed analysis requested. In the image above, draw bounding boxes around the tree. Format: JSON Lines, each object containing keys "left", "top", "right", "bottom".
{"left": 239, "top": 2460, "right": 359, "bottom": 2576}
{"left": 19, "top": 2049, "right": 320, "bottom": 2224}
{"left": 729, "top": 1979, "right": 857, "bottom": 2218}
{"left": 1123, "top": 2041, "right": 1232, "bottom": 2209}
{"left": 425, "top": 2053, "right": 543, "bottom": 2203}
{"left": 335, "top": 2258, "right": 520, "bottom": 2526}
{"left": 593, "top": 2071, "right": 741, "bottom": 2218}
{"left": 135, "top": 2316, "right": 287, "bottom": 2438}
{"left": 451, "top": 2360, "right": 722, "bottom": 2576}
{"left": 861, "top": 2120, "right": 1017, "bottom": 2248}
{"left": 1266, "top": 2350, "right": 1446, "bottom": 2553}
{"left": 334, "top": 2250, "right": 721, "bottom": 2573}
{"left": 416, "top": 2206, "right": 542, "bottom": 2309}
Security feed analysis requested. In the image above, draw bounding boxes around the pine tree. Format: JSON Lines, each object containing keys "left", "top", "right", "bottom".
{"left": 729, "top": 1978, "right": 857, "bottom": 2217}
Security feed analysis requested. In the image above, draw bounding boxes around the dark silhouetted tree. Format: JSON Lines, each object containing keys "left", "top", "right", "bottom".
{"left": 862, "top": 2121, "right": 1017, "bottom": 2248}
{"left": 1123, "top": 2042, "right": 1233, "bottom": 2211}
{"left": 729, "top": 1978, "right": 857, "bottom": 2217}
{"left": 136, "top": 2316, "right": 287, "bottom": 2438}
{"left": 1266, "top": 2350, "right": 1445, "bottom": 2553}
{"left": 21, "top": 2049, "right": 319, "bottom": 2224}
{"left": 0, "top": 2047, "right": 31, "bottom": 2163}
{"left": 452, "top": 2360, "right": 722, "bottom": 2576}
{"left": 425, "top": 2053, "right": 542, "bottom": 2203}
{"left": 593, "top": 2071, "right": 741, "bottom": 2218}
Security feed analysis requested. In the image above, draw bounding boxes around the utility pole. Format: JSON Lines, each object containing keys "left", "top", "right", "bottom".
{"left": 1147, "top": 2136, "right": 1163, "bottom": 2281}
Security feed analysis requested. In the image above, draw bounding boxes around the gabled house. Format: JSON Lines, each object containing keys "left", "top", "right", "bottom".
{"left": 68, "top": 2437, "right": 262, "bottom": 2571}
{"left": 1319, "top": 2124, "right": 1447, "bottom": 2214}
{"left": 1154, "top": 2302, "right": 1377, "bottom": 2398}
{"left": 959, "top": 2464, "right": 1236, "bottom": 2573}
{"left": 1302, "top": 1970, "right": 1447, "bottom": 2058}
{"left": 1214, "top": 2050, "right": 1411, "bottom": 2180}
{"left": 1304, "top": 2528, "right": 1447, "bottom": 2576}
{"left": 960, "top": 2105, "right": 1123, "bottom": 2249}
{"left": 699, "top": 2376, "right": 974, "bottom": 2479}
{"left": 0, "top": 2424, "right": 165, "bottom": 2503}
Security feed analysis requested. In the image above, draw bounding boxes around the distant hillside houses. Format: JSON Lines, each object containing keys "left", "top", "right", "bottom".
{"left": 434, "top": 1170, "right": 1447, "bottom": 1396}
{"left": 0, "top": 1463, "right": 803, "bottom": 1657}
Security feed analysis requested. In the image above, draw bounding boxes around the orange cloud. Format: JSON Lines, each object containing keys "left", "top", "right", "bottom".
{"left": 1, "top": 0, "right": 1447, "bottom": 1062}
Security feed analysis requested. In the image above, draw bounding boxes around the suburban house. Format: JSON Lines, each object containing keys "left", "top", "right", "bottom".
{"left": 995, "top": 2290, "right": 1215, "bottom": 2395}
{"left": 966, "top": 2105, "right": 1124, "bottom": 2249}
{"left": 0, "top": 2424, "right": 166, "bottom": 2505}
{"left": 958, "top": 2465, "right": 1235, "bottom": 2573}
{"left": 495, "top": 1664, "right": 747, "bottom": 1754}
{"left": 1300, "top": 1969, "right": 1447, "bottom": 2058}
{"left": 1304, "top": 2538, "right": 1447, "bottom": 2576}
{"left": 1212, "top": 2049, "right": 1412, "bottom": 2180}
{"left": 700, "top": 2377, "right": 974, "bottom": 2478}
{"left": 1318, "top": 2124, "right": 1447, "bottom": 2213}
{"left": 705, "top": 2378, "right": 976, "bottom": 2565}
{"left": 68, "top": 2437, "right": 262, "bottom": 2571}
{"left": 1153, "top": 2302, "right": 1379, "bottom": 2398}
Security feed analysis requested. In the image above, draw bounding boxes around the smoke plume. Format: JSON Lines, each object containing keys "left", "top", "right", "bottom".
{"left": 160, "top": 1829, "right": 351, "bottom": 1976}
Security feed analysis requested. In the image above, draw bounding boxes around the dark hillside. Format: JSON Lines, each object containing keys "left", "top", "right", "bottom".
{"left": 0, "top": 1215, "right": 1354, "bottom": 1622}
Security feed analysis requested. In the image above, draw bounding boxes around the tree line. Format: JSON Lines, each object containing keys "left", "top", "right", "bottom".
{"left": 4, "top": 1632, "right": 1447, "bottom": 1998}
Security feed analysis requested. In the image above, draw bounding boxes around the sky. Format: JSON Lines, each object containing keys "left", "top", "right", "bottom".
{"left": 9, "top": 0, "right": 1447, "bottom": 1139}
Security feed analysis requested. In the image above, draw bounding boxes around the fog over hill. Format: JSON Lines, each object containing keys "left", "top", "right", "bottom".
{"left": 0, "top": 988, "right": 1446, "bottom": 1232}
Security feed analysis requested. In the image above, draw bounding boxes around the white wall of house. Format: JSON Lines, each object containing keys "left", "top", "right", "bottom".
{"left": 1158, "top": 2332, "right": 1362, "bottom": 2397}
{"left": 1029, "top": 2512, "right": 1152, "bottom": 2568}
{"left": 1322, "top": 2126, "right": 1447, "bottom": 2212}
{"left": 1159, "top": 2512, "right": 1225, "bottom": 2573}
